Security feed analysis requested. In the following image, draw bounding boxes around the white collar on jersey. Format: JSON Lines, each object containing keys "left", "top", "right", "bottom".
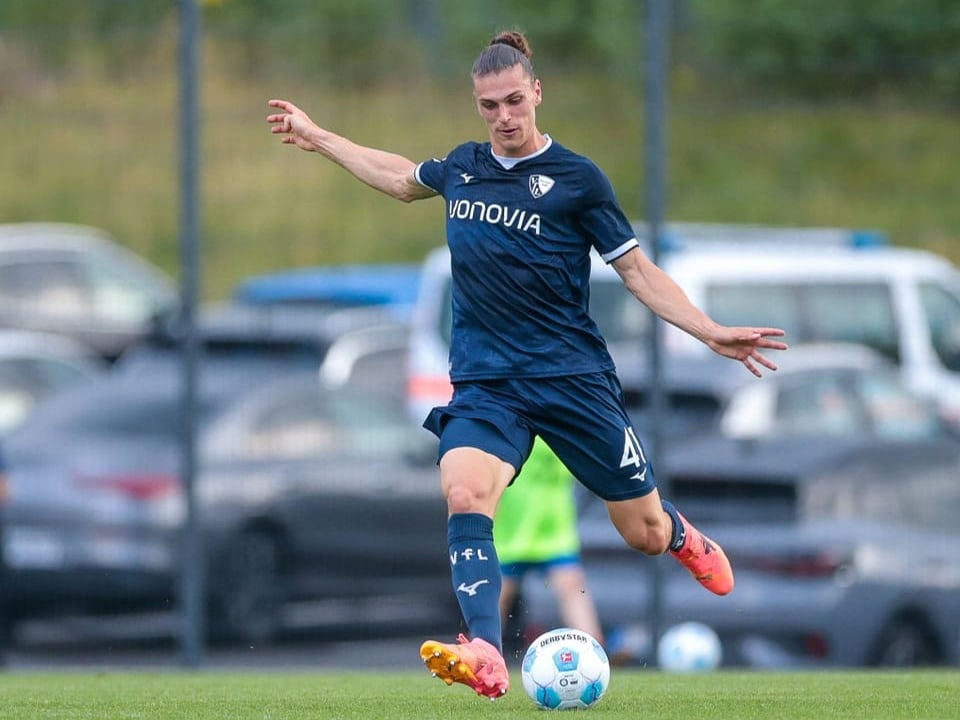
{"left": 491, "top": 134, "right": 553, "bottom": 169}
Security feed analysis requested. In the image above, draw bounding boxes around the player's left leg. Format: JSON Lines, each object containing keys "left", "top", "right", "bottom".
{"left": 666, "top": 507, "right": 735, "bottom": 596}
{"left": 606, "top": 494, "right": 734, "bottom": 596}
{"left": 528, "top": 372, "right": 734, "bottom": 596}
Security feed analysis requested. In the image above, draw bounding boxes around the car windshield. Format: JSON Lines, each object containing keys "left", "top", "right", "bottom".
{"left": 19, "top": 371, "right": 252, "bottom": 439}
{"left": 857, "top": 372, "right": 944, "bottom": 439}
{"left": 767, "top": 369, "right": 943, "bottom": 440}
{"left": 15, "top": 347, "right": 312, "bottom": 443}
{"left": 706, "top": 282, "right": 900, "bottom": 364}
{"left": 919, "top": 280, "right": 960, "bottom": 372}
{"left": 204, "top": 377, "right": 415, "bottom": 461}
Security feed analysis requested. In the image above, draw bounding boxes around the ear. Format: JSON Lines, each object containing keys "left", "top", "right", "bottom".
{"left": 533, "top": 78, "right": 542, "bottom": 106}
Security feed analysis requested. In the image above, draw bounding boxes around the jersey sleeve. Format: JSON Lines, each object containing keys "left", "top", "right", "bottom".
{"left": 414, "top": 156, "right": 448, "bottom": 196}
{"left": 576, "top": 162, "right": 639, "bottom": 263}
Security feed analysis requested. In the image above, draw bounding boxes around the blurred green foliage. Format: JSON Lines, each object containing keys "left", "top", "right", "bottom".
{"left": 689, "top": 0, "right": 960, "bottom": 101}
{"left": 2, "top": 0, "right": 958, "bottom": 100}
{"left": 0, "top": 0, "right": 957, "bottom": 299}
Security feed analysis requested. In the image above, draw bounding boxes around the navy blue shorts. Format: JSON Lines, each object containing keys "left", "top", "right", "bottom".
{"left": 422, "top": 372, "right": 657, "bottom": 501}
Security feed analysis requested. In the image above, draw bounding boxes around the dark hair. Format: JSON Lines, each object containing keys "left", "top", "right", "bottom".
{"left": 472, "top": 31, "right": 536, "bottom": 80}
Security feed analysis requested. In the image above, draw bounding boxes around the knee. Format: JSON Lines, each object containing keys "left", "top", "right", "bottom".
{"left": 445, "top": 483, "right": 483, "bottom": 514}
{"left": 439, "top": 447, "right": 512, "bottom": 517}
{"left": 444, "top": 475, "right": 502, "bottom": 515}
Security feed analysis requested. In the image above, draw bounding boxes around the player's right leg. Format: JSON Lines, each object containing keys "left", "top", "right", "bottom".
{"left": 419, "top": 410, "right": 526, "bottom": 699}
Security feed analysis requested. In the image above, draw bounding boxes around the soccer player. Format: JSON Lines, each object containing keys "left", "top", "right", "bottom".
{"left": 267, "top": 30, "right": 787, "bottom": 700}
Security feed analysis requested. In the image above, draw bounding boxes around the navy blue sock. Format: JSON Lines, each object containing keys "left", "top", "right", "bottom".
{"left": 661, "top": 500, "right": 686, "bottom": 551}
{"left": 447, "top": 512, "right": 502, "bottom": 653}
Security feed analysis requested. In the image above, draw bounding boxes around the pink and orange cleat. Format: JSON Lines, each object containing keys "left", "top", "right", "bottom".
{"left": 420, "top": 633, "right": 510, "bottom": 700}
{"left": 670, "top": 513, "right": 735, "bottom": 596}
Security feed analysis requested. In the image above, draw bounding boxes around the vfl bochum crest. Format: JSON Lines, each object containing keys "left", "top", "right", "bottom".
{"left": 529, "top": 174, "right": 555, "bottom": 198}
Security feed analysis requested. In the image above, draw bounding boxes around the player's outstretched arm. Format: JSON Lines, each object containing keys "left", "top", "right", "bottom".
{"left": 266, "top": 98, "right": 435, "bottom": 203}
{"left": 612, "top": 248, "right": 787, "bottom": 377}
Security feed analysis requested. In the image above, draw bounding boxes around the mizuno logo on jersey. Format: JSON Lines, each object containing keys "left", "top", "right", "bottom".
{"left": 447, "top": 199, "right": 542, "bottom": 235}
{"left": 460, "top": 172, "right": 474, "bottom": 184}
{"left": 529, "top": 174, "right": 555, "bottom": 198}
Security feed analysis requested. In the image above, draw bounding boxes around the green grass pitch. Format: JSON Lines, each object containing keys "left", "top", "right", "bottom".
{"left": 0, "top": 670, "right": 958, "bottom": 720}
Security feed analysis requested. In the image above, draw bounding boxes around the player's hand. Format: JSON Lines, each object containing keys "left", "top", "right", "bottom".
{"left": 707, "top": 327, "right": 787, "bottom": 377}
{"left": 266, "top": 98, "right": 318, "bottom": 151}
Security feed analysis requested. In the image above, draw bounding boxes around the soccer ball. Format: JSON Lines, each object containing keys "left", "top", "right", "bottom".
{"left": 521, "top": 628, "right": 610, "bottom": 710}
{"left": 657, "top": 622, "right": 722, "bottom": 672}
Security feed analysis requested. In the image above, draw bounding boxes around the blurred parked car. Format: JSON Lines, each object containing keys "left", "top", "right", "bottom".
{"left": 657, "top": 233, "right": 960, "bottom": 429}
{"left": 0, "top": 319, "right": 452, "bottom": 647}
{"left": 199, "top": 369, "right": 448, "bottom": 644}
{"left": 711, "top": 342, "right": 951, "bottom": 441}
{"left": 543, "top": 436, "right": 960, "bottom": 668}
{"left": 0, "top": 330, "right": 105, "bottom": 438}
{"left": 0, "top": 223, "right": 177, "bottom": 360}
{"left": 602, "top": 342, "right": 953, "bottom": 446}
{"left": 521, "top": 349, "right": 960, "bottom": 668}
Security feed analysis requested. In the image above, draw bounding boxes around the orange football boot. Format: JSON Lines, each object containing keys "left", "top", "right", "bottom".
{"left": 420, "top": 633, "right": 509, "bottom": 699}
{"left": 670, "top": 513, "right": 735, "bottom": 595}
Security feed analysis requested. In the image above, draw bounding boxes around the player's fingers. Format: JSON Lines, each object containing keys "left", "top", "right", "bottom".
{"left": 737, "top": 327, "right": 787, "bottom": 351}
{"left": 736, "top": 327, "right": 786, "bottom": 344}
{"left": 752, "top": 334, "right": 788, "bottom": 352}
{"left": 742, "top": 356, "right": 761, "bottom": 378}
{"left": 753, "top": 350, "right": 779, "bottom": 372}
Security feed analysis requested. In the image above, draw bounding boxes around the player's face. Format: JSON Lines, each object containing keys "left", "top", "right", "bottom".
{"left": 473, "top": 64, "right": 543, "bottom": 157}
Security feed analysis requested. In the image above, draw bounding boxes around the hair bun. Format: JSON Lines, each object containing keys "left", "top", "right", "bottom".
{"left": 491, "top": 31, "right": 532, "bottom": 59}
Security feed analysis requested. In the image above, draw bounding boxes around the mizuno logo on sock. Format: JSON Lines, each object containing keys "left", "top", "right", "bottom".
{"left": 457, "top": 580, "right": 490, "bottom": 596}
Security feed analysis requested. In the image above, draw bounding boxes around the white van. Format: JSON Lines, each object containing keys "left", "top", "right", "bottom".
{"left": 661, "top": 243, "right": 960, "bottom": 427}
{"left": 408, "top": 225, "right": 960, "bottom": 429}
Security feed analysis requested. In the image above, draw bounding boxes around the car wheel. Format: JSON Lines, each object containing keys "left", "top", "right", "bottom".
{"left": 869, "top": 618, "right": 941, "bottom": 667}
{"left": 207, "top": 530, "right": 282, "bottom": 646}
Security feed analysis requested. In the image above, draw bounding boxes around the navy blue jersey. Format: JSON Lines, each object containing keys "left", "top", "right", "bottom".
{"left": 415, "top": 139, "right": 639, "bottom": 382}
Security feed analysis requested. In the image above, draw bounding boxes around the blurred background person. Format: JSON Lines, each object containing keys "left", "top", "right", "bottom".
{"left": 495, "top": 436, "right": 604, "bottom": 659}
